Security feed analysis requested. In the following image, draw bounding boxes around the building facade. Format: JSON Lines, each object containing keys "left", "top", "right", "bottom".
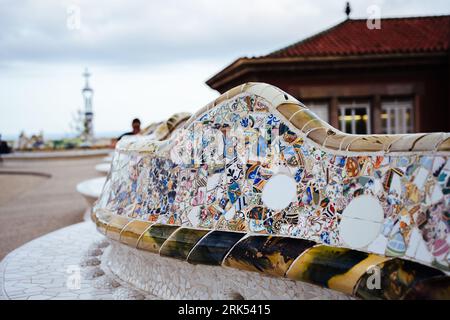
{"left": 206, "top": 16, "right": 450, "bottom": 134}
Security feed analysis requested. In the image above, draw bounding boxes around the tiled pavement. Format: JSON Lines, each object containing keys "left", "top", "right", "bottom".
{"left": 0, "top": 221, "right": 156, "bottom": 300}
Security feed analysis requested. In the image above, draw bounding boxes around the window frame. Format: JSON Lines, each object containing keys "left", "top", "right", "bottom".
{"left": 338, "top": 101, "right": 372, "bottom": 134}
{"left": 381, "top": 99, "right": 414, "bottom": 134}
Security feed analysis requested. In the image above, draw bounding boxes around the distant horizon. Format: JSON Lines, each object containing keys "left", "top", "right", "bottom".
{"left": 1, "top": 130, "right": 124, "bottom": 142}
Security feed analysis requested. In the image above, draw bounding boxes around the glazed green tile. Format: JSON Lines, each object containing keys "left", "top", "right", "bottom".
{"left": 187, "top": 231, "right": 245, "bottom": 266}
{"left": 137, "top": 224, "right": 180, "bottom": 253}
{"left": 355, "top": 258, "right": 445, "bottom": 300}
{"left": 120, "top": 220, "right": 152, "bottom": 247}
{"left": 106, "top": 216, "right": 130, "bottom": 241}
{"left": 328, "top": 254, "right": 391, "bottom": 295}
{"left": 286, "top": 245, "right": 369, "bottom": 288}
{"left": 223, "top": 236, "right": 316, "bottom": 277}
{"left": 96, "top": 219, "right": 109, "bottom": 235}
{"left": 94, "top": 209, "right": 113, "bottom": 235}
{"left": 160, "top": 228, "right": 210, "bottom": 260}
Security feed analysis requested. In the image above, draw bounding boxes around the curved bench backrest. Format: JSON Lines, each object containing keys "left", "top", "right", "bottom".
{"left": 93, "top": 82, "right": 450, "bottom": 299}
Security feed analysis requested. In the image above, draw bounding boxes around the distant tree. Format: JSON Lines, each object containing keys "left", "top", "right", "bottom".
{"left": 70, "top": 108, "right": 85, "bottom": 138}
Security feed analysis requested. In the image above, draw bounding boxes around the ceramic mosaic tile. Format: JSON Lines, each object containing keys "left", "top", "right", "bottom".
{"left": 105, "top": 216, "right": 130, "bottom": 241}
{"left": 223, "top": 236, "right": 315, "bottom": 276}
{"left": 93, "top": 82, "right": 450, "bottom": 299}
{"left": 159, "top": 228, "right": 210, "bottom": 260}
{"left": 354, "top": 258, "right": 445, "bottom": 299}
{"left": 286, "top": 246, "right": 371, "bottom": 288}
{"left": 94, "top": 209, "right": 111, "bottom": 235}
{"left": 137, "top": 224, "right": 179, "bottom": 253}
{"left": 120, "top": 220, "right": 152, "bottom": 247}
{"left": 402, "top": 276, "right": 450, "bottom": 299}
{"left": 187, "top": 231, "right": 245, "bottom": 265}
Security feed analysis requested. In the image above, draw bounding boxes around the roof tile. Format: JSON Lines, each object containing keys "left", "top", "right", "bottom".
{"left": 264, "top": 16, "right": 450, "bottom": 58}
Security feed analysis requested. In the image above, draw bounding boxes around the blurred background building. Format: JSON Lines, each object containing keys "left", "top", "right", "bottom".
{"left": 206, "top": 14, "right": 450, "bottom": 134}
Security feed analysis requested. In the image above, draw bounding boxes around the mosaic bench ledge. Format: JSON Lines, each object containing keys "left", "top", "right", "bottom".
{"left": 93, "top": 82, "right": 450, "bottom": 300}
{"left": 77, "top": 112, "right": 192, "bottom": 202}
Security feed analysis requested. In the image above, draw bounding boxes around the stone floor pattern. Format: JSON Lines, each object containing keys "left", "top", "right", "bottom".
{"left": 0, "top": 221, "right": 157, "bottom": 300}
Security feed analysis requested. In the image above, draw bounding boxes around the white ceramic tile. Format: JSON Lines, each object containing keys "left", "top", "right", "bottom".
{"left": 261, "top": 174, "right": 297, "bottom": 210}
{"left": 341, "top": 195, "right": 384, "bottom": 222}
{"left": 187, "top": 207, "right": 200, "bottom": 227}
{"left": 430, "top": 185, "right": 444, "bottom": 205}
{"left": 206, "top": 173, "right": 222, "bottom": 191}
{"left": 405, "top": 227, "right": 421, "bottom": 258}
{"left": 260, "top": 86, "right": 282, "bottom": 106}
{"left": 272, "top": 93, "right": 288, "bottom": 107}
{"left": 340, "top": 218, "right": 382, "bottom": 249}
{"left": 390, "top": 173, "right": 402, "bottom": 194}
{"left": 224, "top": 206, "right": 236, "bottom": 221}
{"left": 339, "top": 195, "right": 384, "bottom": 249}
{"left": 244, "top": 83, "right": 268, "bottom": 97}
{"left": 415, "top": 238, "right": 434, "bottom": 263}
{"left": 367, "top": 234, "right": 388, "bottom": 255}
{"left": 413, "top": 167, "right": 429, "bottom": 190}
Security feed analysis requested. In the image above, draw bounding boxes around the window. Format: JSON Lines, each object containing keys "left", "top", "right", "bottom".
{"left": 339, "top": 102, "right": 371, "bottom": 134}
{"left": 306, "top": 102, "right": 329, "bottom": 123}
{"left": 381, "top": 100, "right": 413, "bottom": 134}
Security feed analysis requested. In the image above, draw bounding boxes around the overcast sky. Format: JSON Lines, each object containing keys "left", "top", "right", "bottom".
{"left": 1, "top": 0, "right": 449, "bottom": 138}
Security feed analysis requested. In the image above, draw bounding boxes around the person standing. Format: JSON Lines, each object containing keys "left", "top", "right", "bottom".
{"left": 117, "top": 118, "right": 142, "bottom": 141}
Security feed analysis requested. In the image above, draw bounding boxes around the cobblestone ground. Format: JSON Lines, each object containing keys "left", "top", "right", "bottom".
{"left": 0, "top": 157, "right": 105, "bottom": 259}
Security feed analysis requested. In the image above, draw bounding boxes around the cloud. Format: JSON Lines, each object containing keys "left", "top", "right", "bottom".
{"left": 2, "top": 0, "right": 449, "bottom": 67}
{"left": 0, "top": 0, "right": 404, "bottom": 65}
{"left": 0, "top": 0, "right": 449, "bottom": 136}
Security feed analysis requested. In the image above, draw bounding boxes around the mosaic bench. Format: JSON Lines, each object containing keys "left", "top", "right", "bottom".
{"left": 77, "top": 113, "right": 191, "bottom": 204}
{"left": 77, "top": 177, "right": 107, "bottom": 206}
{"left": 92, "top": 82, "right": 450, "bottom": 300}
{"left": 95, "top": 162, "right": 111, "bottom": 175}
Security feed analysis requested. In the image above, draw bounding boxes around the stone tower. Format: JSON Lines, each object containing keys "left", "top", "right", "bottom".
{"left": 82, "top": 68, "right": 94, "bottom": 143}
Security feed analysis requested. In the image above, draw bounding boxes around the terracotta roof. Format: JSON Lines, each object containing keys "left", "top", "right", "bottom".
{"left": 264, "top": 15, "right": 450, "bottom": 58}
